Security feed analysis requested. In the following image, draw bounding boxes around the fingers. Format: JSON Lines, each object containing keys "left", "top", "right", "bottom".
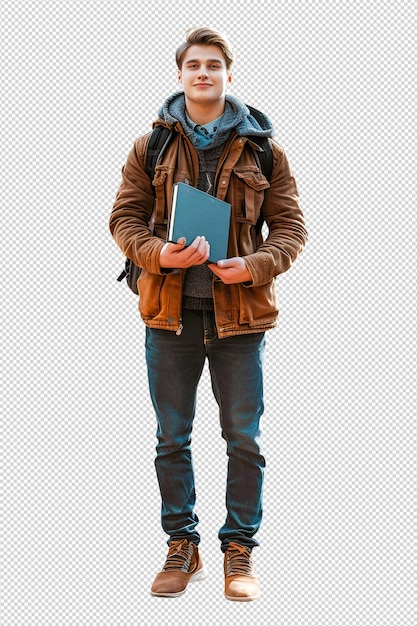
{"left": 160, "top": 236, "right": 210, "bottom": 268}
{"left": 207, "top": 257, "right": 252, "bottom": 284}
{"left": 215, "top": 257, "right": 244, "bottom": 269}
{"left": 186, "top": 235, "right": 210, "bottom": 263}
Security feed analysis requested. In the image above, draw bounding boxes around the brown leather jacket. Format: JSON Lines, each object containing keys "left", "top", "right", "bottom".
{"left": 109, "top": 121, "right": 307, "bottom": 337}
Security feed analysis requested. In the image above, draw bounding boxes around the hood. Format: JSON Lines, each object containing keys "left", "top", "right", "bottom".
{"left": 156, "top": 91, "right": 274, "bottom": 150}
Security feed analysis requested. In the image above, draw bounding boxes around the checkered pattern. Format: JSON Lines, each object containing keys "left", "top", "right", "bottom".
{"left": 1, "top": 1, "right": 415, "bottom": 624}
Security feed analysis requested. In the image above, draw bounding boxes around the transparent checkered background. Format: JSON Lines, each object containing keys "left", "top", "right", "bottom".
{"left": 1, "top": 1, "right": 415, "bottom": 624}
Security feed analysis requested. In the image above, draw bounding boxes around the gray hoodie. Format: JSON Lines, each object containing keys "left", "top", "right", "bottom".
{"left": 158, "top": 91, "right": 274, "bottom": 150}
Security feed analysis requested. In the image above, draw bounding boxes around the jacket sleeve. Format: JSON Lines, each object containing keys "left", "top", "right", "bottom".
{"left": 243, "top": 141, "right": 308, "bottom": 286}
{"left": 109, "top": 135, "right": 166, "bottom": 275}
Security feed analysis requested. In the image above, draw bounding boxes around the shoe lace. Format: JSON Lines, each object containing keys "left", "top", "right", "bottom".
{"left": 162, "top": 540, "right": 195, "bottom": 572}
{"left": 225, "top": 542, "right": 255, "bottom": 576}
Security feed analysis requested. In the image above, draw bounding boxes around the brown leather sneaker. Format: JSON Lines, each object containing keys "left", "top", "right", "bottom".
{"left": 224, "top": 542, "right": 260, "bottom": 601}
{"left": 151, "top": 540, "right": 206, "bottom": 597}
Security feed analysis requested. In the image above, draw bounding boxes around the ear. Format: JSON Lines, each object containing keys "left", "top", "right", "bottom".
{"left": 227, "top": 72, "right": 233, "bottom": 84}
{"left": 177, "top": 69, "right": 182, "bottom": 83}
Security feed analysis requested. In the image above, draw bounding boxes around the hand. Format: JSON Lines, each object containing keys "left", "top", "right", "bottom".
{"left": 208, "top": 257, "right": 252, "bottom": 284}
{"left": 159, "top": 236, "right": 210, "bottom": 269}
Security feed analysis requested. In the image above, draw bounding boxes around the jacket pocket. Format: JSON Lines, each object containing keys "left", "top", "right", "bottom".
{"left": 138, "top": 269, "right": 183, "bottom": 325}
{"left": 138, "top": 270, "right": 164, "bottom": 317}
{"left": 232, "top": 166, "right": 270, "bottom": 224}
{"left": 238, "top": 282, "right": 278, "bottom": 327}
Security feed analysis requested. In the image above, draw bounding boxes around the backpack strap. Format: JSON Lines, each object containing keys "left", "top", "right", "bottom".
{"left": 145, "top": 126, "right": 174, "bottom": 181}
{"left": 250, "top": 135, "right": 273, "bottom": 181}
{"left": 245, "top": 105, "right": 274, "bottom": 234}
{"left": 246, "top": 105, "right": 274, "bottom": 181}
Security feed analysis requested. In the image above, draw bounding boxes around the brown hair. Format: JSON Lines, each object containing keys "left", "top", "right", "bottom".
{"left": 175, "top": 27, "right": 235, "bottom": 71}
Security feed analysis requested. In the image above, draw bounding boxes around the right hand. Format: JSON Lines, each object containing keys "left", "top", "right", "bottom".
{"left": 159, "top": 236, "right": 210, "bottom": 269}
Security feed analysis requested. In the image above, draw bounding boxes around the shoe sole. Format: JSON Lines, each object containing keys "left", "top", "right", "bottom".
{"left": 150, "top": 567, "right": 207, "bottom": 598}
{"left": 224, "top": 591, "right": 260, "bottom": 602}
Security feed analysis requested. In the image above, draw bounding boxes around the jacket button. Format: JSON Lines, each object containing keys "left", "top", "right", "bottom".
{"left": 222, "top": 180, "right": 227, "bottom": 185}
{"left": 168, "top": 316, "right": 174, "bottom": 323}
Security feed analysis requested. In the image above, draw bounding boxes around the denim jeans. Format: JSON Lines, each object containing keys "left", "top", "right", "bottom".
{"left": 145, "top": 308, "right": 266, "bottom": 552}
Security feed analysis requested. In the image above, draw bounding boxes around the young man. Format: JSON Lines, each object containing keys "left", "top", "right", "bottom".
{"left": 109, "top": 27, "right": 307, "bottom": 601}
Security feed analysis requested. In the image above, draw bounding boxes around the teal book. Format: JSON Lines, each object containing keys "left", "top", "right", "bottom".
{"left": 167, "top": 182, "right": 231, "bottom": 263}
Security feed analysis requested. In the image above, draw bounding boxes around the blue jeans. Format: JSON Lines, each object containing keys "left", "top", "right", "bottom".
{"left": 145, "top": 308, "right": 266, "bottom": 552}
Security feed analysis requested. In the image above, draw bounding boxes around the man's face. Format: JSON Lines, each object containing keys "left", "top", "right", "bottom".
{"left": 178, "top": 44, "right": 232, "bottom": 106}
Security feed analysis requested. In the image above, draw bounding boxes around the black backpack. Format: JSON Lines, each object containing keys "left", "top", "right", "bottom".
{"left": 117, "top": 106, "right": 273, "bottom": 294}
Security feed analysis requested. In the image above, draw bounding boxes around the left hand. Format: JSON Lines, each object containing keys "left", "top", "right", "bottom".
{"left": 208, "top": 257, "right": 252, "bottom": 284}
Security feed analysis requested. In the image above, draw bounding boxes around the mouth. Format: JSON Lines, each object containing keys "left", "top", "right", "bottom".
{"left": 194, "top": 83, "right": 213, "bottom": 88}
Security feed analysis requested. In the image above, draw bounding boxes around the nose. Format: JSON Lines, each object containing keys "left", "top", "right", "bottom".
{"left": 198, "top": 67, "right": 209, "bottom": 79}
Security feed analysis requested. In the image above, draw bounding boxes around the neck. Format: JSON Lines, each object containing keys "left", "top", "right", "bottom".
{"left": 184, "top": 98, "right": 226, "bottom": 125}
